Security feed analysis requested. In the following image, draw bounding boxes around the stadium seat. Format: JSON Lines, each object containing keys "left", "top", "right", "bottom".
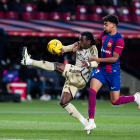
{"left": 120, "top": 7, "right": 131, "bottom": 15}
{"left": 119, "top": 15, "right": 131, "bottom": 23}
{"left": 133, "top": 1, "right": 140, "bottom": 8}
{"left": 36, "top": 12, "right": 48, "bottom": 20}
{"left": 6, "top": 11, "right": 18, "bottom": 19}
{"left": 76, "top": 5, "right": 88, "bottom": 13}
{"left": 0, "top": 12, "right": 4, "bottom": 19}
{"left": 22, "top": 12, "right": 35, "bottom": 20}
{"left": 132, "top": 8, "right": 140, "bottom": 15}
{"left": 49, "top": 12, "right": 62, "bottom": 20}
{"left": 63, "top": 12, "right": 70, "bottom": 20}
{"left": 106, "top": 6, "right": 117, "bottom": 14}
{"left": 92, "top": 6, "right": 104, "bottom": 14}
{"left": 25, "top": 4, "right": 36, "bottom": 12}
{"left": 89, "top": 14, "right": 102, "bottom": 22}
{"left": 76, "top": 13, "right": 89, "bottom": 21}
{"left": 132, "top": 15, "right": 140, "bottom": 24}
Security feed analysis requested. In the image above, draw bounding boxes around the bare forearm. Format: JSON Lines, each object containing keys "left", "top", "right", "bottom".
{"left": 97, "top": 57, "right": 117, "bottom": 63}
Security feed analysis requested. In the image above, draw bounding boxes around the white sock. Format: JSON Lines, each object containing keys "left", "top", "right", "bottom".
{"left": 28, "top": 59, "right": 33, "bottom": 65}
{"left": 64, "top": 103, "right": 85, "bottom": 125}
{"left": 32, "top": 60, "right": 55, "bottom": 71}
{"left": 89, "top": 119, "right": 94, "bottom": 124}
{"left": 80, "top": 117, "right": 86, "bottom": 125}
{"left": 134, "top": 94, "right": 138, "bottom": 101}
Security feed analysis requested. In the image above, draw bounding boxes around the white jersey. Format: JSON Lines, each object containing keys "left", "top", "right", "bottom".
{"left": 63, "top": 44, "right": 98, "bottom": 83}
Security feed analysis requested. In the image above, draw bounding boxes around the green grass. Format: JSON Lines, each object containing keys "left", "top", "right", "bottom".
{"left": 0, "top": 100, "right": 140, "bottom": 140}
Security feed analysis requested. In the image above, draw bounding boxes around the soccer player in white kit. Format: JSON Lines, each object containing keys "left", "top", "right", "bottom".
{"left": 21, "top": 31, "right": 98, "bottom": 134}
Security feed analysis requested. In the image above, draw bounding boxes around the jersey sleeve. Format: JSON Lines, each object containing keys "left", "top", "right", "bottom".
{"left": 114, "top": 38, "right": 125, "bottom": 54}
{"left": 97, "top": 31, "right": 104, "bottom": 42}
{"left": 63, "top": 44, "right": 74, "bottom": 52}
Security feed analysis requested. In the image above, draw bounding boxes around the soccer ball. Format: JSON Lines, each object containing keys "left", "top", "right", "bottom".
{"left": 47, "top": 39, "right": 63, "bottom": 54}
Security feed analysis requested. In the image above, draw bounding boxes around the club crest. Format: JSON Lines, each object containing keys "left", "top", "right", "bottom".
{"left": 107, "top": 42, "right": 112, "bottom": 47}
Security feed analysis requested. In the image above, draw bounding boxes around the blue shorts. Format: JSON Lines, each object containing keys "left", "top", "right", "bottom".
{"left": 90, "top": 69, "right": 121, "bottom": 91}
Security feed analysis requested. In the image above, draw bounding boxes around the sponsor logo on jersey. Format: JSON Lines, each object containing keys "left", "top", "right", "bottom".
{"left": 116, "top": 46, "right": 123, "bottom": 48}
{"left": 91, "top": 54, "right": 96, "bottom": 58}
{"left": 107, "top": 42, "right": 112, "bottom": 47}
{"left": 101, "top": 48, "right": 111, "bottom": 54}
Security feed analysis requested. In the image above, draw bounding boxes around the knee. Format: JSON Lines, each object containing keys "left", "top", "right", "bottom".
{"left": 60, "top": 100, "right": 69, "bottom": 107}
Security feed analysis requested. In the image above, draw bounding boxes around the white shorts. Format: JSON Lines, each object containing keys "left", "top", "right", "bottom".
{"left": 62, "top": 64, "right": 86, "bottom": 98}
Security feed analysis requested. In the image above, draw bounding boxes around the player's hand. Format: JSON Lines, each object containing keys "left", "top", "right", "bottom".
{"left": 73, "top": 42, "right": 79, "bottom": 52}
{"left": 58, "top": 48, "right": 65, "bottom": 56}
{"left": 81, "top": 60, "right": 90, "bottom": 67}
{"left": 90, "top": 56, "right": 97, "bottom": 62}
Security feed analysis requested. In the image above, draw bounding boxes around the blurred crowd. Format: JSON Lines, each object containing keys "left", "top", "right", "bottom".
{"left": 0, "top": 0, "right": 133, "bottom": 20}
{"left": 0, "top": 36, "right": 77, "bottom": 101}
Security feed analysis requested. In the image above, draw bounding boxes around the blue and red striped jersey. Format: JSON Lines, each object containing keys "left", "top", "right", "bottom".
{"left": 97, "top": 31, "right": 125, "bottom": 73}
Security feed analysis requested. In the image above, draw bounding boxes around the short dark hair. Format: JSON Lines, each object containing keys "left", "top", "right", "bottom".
{"left": 102, "top": 15, "right": 119, "bottom": 25}
{"left": 81, "top": 31, "right": 95, "bottom": 45}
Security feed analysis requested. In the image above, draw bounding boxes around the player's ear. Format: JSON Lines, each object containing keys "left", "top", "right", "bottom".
{"left": 88, "top": 40, "right": 91, "bottom": 45}
{"left": 113, "top": 23, "right": 116, "bottom": 28}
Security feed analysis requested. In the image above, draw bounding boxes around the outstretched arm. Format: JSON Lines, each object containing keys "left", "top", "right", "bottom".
{"left": 90, "top": 52, "right": 120, "bottom": 63}
{"left": 58, "top": 42, "right": 79, "bottom": 55}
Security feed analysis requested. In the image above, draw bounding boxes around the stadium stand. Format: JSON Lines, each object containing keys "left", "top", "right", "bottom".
{"left": 76, "top": 13, "right": 89, "bottom": 21}
{"left": 119, "top": 15, "right": 131, "bottom": 22}
{"left": 22, "top": 12, "right": 35, "bottom": 20}
{"left": 24, "top": 4, "right": 36, "bottom": 12}
{"left": 120, "top": 7, "right": 131, "bottom": 15}
{"left": 36, "top": 12, "right": 48, "bottom": 20}
{"left": 49, "top": 12, "right": 62, "bottom": 20}
{"left": 76, "top": 5, "right": 88, "bottom": 13}
{"left": 63, "top": 12, "right": 70, "bottom": 20}
{"left": 0, "top": 12, "right": 4, "bottom": 19}
{"left": 132, "top": 8, "right": 140, "bottom": 15}
{"left": 106, "top": 6, "right": 117, "bottom": 15}
{"left": 92, "top": 6, "right": 104, "bottom": 14}
{"left": 89, "top": 13, "right": 102, "bottom": 22}
{"left": 132, "top": 15, "right": 140, "bottom": 23}
{"left": 133, "top": 1, "right": 140, "bottom": 8}
{"left": 6, "top": 11, "right": 18, "bottom": 19}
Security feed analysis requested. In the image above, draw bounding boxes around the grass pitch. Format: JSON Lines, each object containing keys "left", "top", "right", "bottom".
{"left": 0, "top": 100, "right": 140, "bottom": 140}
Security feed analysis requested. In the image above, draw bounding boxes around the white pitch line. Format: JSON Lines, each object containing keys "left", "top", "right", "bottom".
{"left": 2, "top": 139, "right": 24, "bottom": 140}
{"left": 0, "top": 111, "right": 88, "bottom": 114}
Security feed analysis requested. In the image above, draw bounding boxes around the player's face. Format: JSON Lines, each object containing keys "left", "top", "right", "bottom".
{"left": 104, "top": 21, "right": 115, "bottom": 33}
{"left": 79, "top": 35, "right": 91, "bottom": 49}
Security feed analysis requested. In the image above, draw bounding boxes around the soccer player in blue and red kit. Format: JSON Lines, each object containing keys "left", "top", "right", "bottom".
{"left": 82, "top": 15, "right": 140, "bottom": 131}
